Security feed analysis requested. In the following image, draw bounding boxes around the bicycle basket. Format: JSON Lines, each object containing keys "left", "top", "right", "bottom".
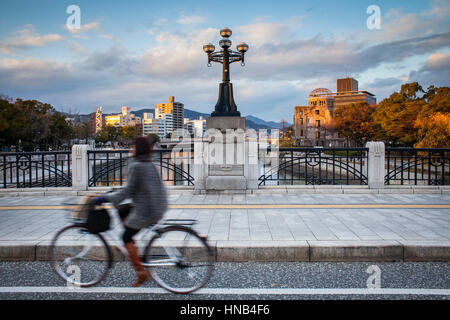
{"left": 70, "top": 195, "right": 98, "bottom": 220}
{"left": 87, "top": 208, "right": 111, "bottom": 234}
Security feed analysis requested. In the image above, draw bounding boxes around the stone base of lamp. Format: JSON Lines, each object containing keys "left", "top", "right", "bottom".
{"left": 193, "top": 116, "right": 257, "bottom": 191}
{"left": 206, "top": 116, "right": 245, "bottom": 132}
{"left": 205, "top": 175, "right": 247, "bottom": 190}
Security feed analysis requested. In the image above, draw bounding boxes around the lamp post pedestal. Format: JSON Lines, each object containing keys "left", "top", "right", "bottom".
{"left": 206, "top": 116, "right": 245, "bottom": 132}
{"left": 203, "top": 116, "right": 249, "bottom": 191}
{"left": 211, "top": 82, "right": 241, "bottom": 117}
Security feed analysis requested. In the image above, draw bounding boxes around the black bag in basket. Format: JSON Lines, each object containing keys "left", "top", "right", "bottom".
{"left": 87, "top": 208, "right": 111, "bottom": 234}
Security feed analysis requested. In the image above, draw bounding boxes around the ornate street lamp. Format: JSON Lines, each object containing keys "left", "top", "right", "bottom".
{"left": 203, "top": 28, "right": 249, "bottom": 117}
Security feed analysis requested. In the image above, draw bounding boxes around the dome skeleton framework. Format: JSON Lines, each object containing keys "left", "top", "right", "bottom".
{"left": 309, "top": 88, "right": 334, "bottom": 98}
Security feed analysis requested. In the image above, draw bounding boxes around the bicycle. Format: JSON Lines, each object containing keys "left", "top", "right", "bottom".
{"left": 50, "top": 197, "right": 215, "bottom": 294}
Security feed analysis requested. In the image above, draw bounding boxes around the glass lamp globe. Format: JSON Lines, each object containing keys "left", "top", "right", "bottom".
{"left": 220, "top": 28, "right": 232, "bottom": 38}
{"left": 203, "top": 43, "right": 215, "bottom": 54}
{"left": 219, "top": 39, "right": 232, "bottom": 48}
{"left": 237, "top": 42, "right": 249, "bottom": 53}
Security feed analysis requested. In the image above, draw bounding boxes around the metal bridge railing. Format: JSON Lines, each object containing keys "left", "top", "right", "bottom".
{"left": 0, "top": 151, "right": 72, "bottom": 188}
{"left": 2, "top": 146, "right": 449, "bottom": 188}
{"left": 87, "top": 149, "right": 194, "bottom": 187}
{"left": 258, "top": 147, "right": 369, "bottom": 186}
{"left": 385, "top": 148, "right": 450, "bottom": 185}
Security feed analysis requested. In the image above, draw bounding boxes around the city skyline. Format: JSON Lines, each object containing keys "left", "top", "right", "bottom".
{"left": 0, "top": 0, "right": 449, "bottom": 122}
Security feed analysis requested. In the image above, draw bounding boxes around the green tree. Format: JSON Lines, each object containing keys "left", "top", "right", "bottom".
{"left": 15, "top": 99, "right": 54, "bottom": 150}
{"left": 146, "top": 133, "right": 161, "bottom": 144}
{"left": 95, "top": 125, "right": 121, "bottom": 145}
{"left": 0, "top": 97, "right": 91, "bottom": 150}
{"left": 121, "top": 126, "right": 139, "bottom": 142}
{"left": 0, "top": 98, "right": 27, "bottom": 149}
{"left": 73, "top": 122, "right": 91, "bottom": 143}
{"left": 49, "top": 112, "right": 74, "bottom": 148}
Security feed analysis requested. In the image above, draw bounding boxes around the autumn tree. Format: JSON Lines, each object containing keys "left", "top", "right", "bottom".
{"left": 371, "top": 82, "right": 427, "bottom": 147}
{"left": 372, "top": 83, "right": 449, "bottom": 147}
{"left": 414, "top": 86, "right": 450, "bottom": 148}
{"left": 333, "top": 102, "right": 377, "bottom": 147}
{"left": 284, "top": 125, "right": 294, "bottom": 140}
{"left": 414, "top": 113, "right": 450, "bottom": 148}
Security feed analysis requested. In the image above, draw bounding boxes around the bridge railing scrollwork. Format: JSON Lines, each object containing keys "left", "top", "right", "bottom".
{"left": 87, "top": 149, "right": 194, "bottom": 187}
{"left": 0, "top": 151, "right": 72, "bottom": 188}
{"left": 258, "top": 147, "right": 369, "bottom": 186}
{"left": 385, "top": 148, "right": 450, "bottom": 185}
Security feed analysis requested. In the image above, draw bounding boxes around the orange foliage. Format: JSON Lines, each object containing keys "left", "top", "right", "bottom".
{"left": 414, "top": 113, "right": 450, "bottom": 148}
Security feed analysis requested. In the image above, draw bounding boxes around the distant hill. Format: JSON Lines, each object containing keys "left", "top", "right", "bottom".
{"left": 131, "top": 108, "right": 273, "bottom": 130}
{"left": 245, "top": 115, "right": 291, "bottom": 129}
{"left": 131, "top": 108, "right": 209, "bottom": 121}
{"left": 65, "top": 108, "right": 285, "bottom": 130}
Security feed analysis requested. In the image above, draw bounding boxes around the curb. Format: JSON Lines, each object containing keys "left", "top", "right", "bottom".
{"left": 1, "top": 241, "right": 449, "bottom": 262}
{"left": 0, "top": 186, "right": 449, "bottom": 196}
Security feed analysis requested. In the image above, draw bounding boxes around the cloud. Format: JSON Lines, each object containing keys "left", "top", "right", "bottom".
{"left": 366, "top": 77, "right": 404, "bottom": 88}
{"left": 80, "top": 45, "right": 134, "bottom": 74}
{"left": 408, "top": 52, "right": 450, "bottom": 88}
{"left": 1, "top": 1, "right": 449, "bottom": 121}
{"left": 0, "top": 25, "right": 64, "bottom": 54}
{"left": 136, "top": 28, "right": 217, "bottom": 78}
{"left": 0, "top": 58, "right": 76, "bottom": 92}
{"left": 355, "top": 0, "right": 450, "bottom": 44}
{"left": 235, "top": 21, "right": 287, "bottom": 47}
{"left": 63, "top": 21, "right": 114, "bottom": 41}
{"left": 421, "top": 52, "right": 450, "bottom": 71}
{"left": 64, "top": 21, "right": 101, "bottom": 36}
{"left": 230, "top": 30, "right": 450, "bottom": 83}
{"left": 100, "top": 33, "right": 116, "bottom": 41}
{"left": 177, "top": 14, "right": 206, "bottom": 26}
{"left": 147, "top": 18, "right": 169, "bottom": 36}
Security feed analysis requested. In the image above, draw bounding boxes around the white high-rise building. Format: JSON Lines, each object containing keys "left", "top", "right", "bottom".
{"left": 184, "top": 116, "right": 206, "bottom": 137}
{"left": 142, "top": 112, "right": 173, "bottom": 138}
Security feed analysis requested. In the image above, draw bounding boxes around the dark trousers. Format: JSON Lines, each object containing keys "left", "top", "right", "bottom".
{"left": 118, "top": 203, "right": 140, "bottom": 244}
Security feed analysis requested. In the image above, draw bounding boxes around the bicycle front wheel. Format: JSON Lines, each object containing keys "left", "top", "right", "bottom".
{"left": 50, "top": 224, "right": 112, "bottom": 288}
{"left": 143, "top": 226, "right": 214, "bottom": 294}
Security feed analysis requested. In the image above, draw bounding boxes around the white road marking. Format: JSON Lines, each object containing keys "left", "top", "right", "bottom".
{"left": 0, "top": 286, "right": 449, "bottom": 295}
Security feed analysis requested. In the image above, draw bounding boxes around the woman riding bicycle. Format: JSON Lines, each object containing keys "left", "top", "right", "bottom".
{"left": 93, "top": 136, "right": 168, "bottom": 287}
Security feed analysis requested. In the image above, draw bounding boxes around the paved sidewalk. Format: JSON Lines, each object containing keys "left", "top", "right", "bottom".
{"left": 0, "top": 193, "right": 449, "bottom": 262}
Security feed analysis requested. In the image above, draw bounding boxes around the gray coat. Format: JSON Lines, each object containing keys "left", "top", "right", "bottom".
{"left": 105, "top": 160, "right": 168, "bottom": 229}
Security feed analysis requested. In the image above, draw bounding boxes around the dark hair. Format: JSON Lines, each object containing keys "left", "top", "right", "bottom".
{"left": 134, "top": 136, "right": 156, "bottom": 161}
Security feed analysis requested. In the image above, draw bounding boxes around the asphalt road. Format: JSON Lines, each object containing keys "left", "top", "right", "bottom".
{"left": 0, "top": 261, "right": 449, "bottom": 301}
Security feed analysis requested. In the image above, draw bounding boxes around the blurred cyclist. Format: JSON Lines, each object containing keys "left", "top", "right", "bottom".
{"left": 93, "top": 136, "right": 168, "bottom": 287}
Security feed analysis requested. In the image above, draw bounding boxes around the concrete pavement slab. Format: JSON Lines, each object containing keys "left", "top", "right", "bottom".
{"left": 0, "top": 192, "right": 449, "bottom": 261}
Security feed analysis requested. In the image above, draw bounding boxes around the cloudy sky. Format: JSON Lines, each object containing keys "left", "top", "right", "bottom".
{"left": 0, "top": 0, "right": 449, "bottom": 122}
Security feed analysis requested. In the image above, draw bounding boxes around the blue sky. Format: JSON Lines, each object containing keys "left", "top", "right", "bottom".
{"left": 0, "top": 0, "right": 449, "bottom": 121}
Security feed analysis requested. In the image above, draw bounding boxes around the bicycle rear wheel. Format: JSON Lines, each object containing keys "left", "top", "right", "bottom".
{"left": 143, "top": 226, "right": 214, "bottom": 294}
{"left": 50, "top": 224, "right": 112, "bottom": 287}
